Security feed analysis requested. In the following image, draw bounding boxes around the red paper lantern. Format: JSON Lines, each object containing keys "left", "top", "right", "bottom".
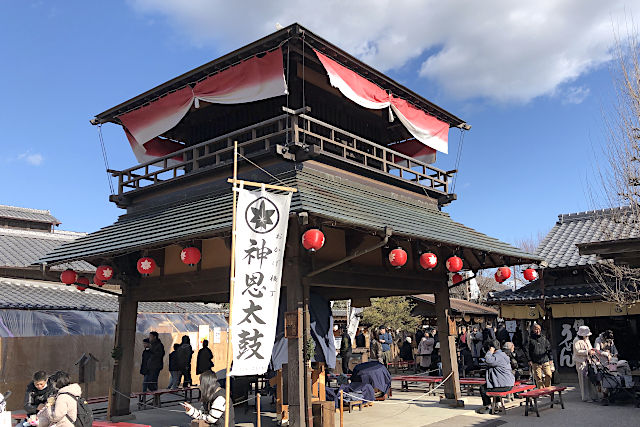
{"left": 496, "top": 267, "right": 511, "bottom": 281}
{"left": 523, "top": 268, "right": 539, "bottom": 281}
{"left": 93, "top": 275, "right": 104, "bottom": 287}
{"left": 60, "top": 269, "right": 77, "bottom": 285}
{"left": 76, "top": 276, "right": 90, "bottom": 291}
{"left": 389, "top": 248, "right": 408, "bottom": 267}
{"left": 302, "top": 229, "right": 325, "bottom": 252}
{"left": 419, "top": 252, "right": 438, "bottom": 270}
{"left": 452, "top": 273, "right": 463, "bottom": 285}
{"left": 446, "top": 256, "right": 463, "bottom": 273}
{"left": 137, "top": 257, "right": 156, "bottom": 275}
{"left": 181, "top": 247, "right": 201, "bottom": 266}
{"left": 494, "top": 271, "right": 505, "bottom": 283}
{"left": 95, "top": 265, "right": 114, "bottom": 281}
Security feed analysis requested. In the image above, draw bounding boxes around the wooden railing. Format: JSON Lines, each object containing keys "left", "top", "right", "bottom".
{"left": 109, "top": 110, "right": 453, "bottom": 196}
{"left": 109, "top": 114, "right": 290, "bottom": 195}
{"left": 296, "top": 114, "right": 451, "bottom": 194}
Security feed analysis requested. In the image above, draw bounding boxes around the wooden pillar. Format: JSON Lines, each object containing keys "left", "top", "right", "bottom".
{"left": 109, "top": 288, "right": 138, "bottom": 418}
{"left": 285, "top": 215, "right": 306, "bottom": 427}
{"left": 434, "top": 276, "right": 463, "bottom": 407}
{"left": 303, "top": 283, "right": 313, "bottom": 425}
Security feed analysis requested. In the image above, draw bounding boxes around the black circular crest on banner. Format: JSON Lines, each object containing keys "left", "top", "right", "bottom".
{"left": 245, "top": 196, "right": 279, "bottom": 234}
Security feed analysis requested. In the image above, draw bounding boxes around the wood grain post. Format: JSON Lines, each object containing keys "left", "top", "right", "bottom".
{"left": 434, "top": 273, "right": 462, "bottom": 406}
{"left": 339, "top": 390, "right": 344, "bottom": 427}
{"left": 285, "top": 215, "right": 306, "bottom": 426}
{"left": 109, "top": 288, "right": 138, "bottom": 418}
{"left": 257, "top": 393, "right": 261, "bottom": 427}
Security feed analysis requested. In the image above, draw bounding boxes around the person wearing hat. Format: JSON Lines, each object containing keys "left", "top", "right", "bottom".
{"left": 573, "top": 325, "right": 598, "bottom": 401}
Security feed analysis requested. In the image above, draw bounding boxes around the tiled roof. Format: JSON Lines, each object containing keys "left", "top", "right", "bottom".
{"left": 487, "top": 281, "right": 600, "bottom": 303}
{"left": 38, "top": 163, "right": 539, "bottom": 266}
{"left": 0, "top": 277, "right": 227, "bottom": 313}
{"left": 410, "top": 294, "right": 498, "bottom": 316}
{"left": 0, "top": 205, "right": 60, "bottom": 224}
{"left": 0, "top": 228, "right": 94, "bottom": 272}
{"left": 535, "top": 207, "right": 640, "bottom": 268}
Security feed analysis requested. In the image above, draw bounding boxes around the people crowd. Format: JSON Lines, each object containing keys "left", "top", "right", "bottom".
{"left": 19, "top": 331, "right": 220, "bottom": 426}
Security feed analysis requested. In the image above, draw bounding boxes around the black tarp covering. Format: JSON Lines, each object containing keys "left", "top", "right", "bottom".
{"left": 270, "top": 291, "right": 336, "bottom": 370}
{"left": 351, "top": 361, "right": 392, "bottom": 394}
{"left": 326, "top": 383, "right": 375, "bottom": 408}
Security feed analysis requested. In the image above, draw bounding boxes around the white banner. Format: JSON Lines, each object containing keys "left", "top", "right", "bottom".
{"left": 230, "top": 187, "right": 292, "bottom": 376}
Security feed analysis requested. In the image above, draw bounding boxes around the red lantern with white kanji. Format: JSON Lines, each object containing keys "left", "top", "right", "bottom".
{"left": 137, "top": 257, "right": 156, "bottom": 275}
{"left": 76, "top": 276, "right": 90, "bottom": 291}
{"left": 496, "top": 267, "right": 511, "bottom": 281}
{"left": 452, "top": 273, "right": 463, "bottom": 285}
{"left": 60, "top": 269, "right": 77, "bottom": 285}
{"left": 389, "top": 248, "right": 408, "bottom": 267}
{"left": 93, "top": 275, "right": 104, "bottom": 287}
{"left": 446, "top": 256, "right": 463, "bottom": 273}
{"left": 302, "top": 229, "right": 325, "bottom": 252}
{"left": 95, "top": 265, "right": 114, "bottom": 281}
{"left": 523, "top": 268, "right": 538, "bottom": 281}
{"left": 494, "top": 271, "right": 505, "bottom": 283}
{"left": 420, "top": 252, "right": 438, "bottom": 270}
{"left": 181, "top": 247, "right": 201, "bottom": 266}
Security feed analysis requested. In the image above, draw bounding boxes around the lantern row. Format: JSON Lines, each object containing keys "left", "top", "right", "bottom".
{"left": 59, "top": 230, "right": 540, "bottom": 290}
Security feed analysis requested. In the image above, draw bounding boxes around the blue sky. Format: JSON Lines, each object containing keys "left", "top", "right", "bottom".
{"left": 0, "top": 1, "right": 633, "bottom": 248}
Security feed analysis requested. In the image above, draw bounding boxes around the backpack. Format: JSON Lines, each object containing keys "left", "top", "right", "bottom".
{"left": 60, "top": 392, "right": 93, "bottom": 427}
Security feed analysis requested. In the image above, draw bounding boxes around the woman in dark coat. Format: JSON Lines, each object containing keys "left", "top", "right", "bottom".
{"left": 399, "top": 337, "right": 414, "bottom": 361}
{"left": 196, "top": 340, "right": 214, "bottom": 375}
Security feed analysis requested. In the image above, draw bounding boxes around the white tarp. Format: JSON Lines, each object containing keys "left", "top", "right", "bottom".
{"left": 230, "top": 188, "right": 292, "bottom": 376}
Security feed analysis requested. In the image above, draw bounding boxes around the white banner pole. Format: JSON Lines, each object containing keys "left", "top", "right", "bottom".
{"left": 224, "top": 140, "right": 239, "bottom": 427}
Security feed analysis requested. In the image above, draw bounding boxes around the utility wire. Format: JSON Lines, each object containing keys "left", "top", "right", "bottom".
{"left": 97, "top": 124, "right": 115, "bottom": 195}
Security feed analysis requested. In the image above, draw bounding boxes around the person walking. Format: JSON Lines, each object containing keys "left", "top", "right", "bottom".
{"left": 475, "top": 340, "right": 515, "bottom": 414}
{"left": 196, "top": 340, "right": 215, "bottom": 377}
{"left": 524, "top": 324, "right": 553, "bottom": 388}
{"left": 140, "top": 338, "right": 152, "bottom": 392}
{"left": 378, "top": 327, "right": 393, "bottom": 366}
{"left": 482, "top": 322, "right": 496, "bottom": 343}
{"left": 496, "top": 323, "right": 510, "bottom": 347}
{"left": 417, "top": 333, "right": 435, "bottom": 372}
{"left": 369, "top": 334, "right": 383, "bottom": 364}
{"left": 471, "top": 327, "right": 483, "bottom": 360}
{"left": 147, "top": 331, "right": 165, "bottom": 391}
{"left": 183, "top": 370, "right": 234, "bottom": 426}
{"left": 177, "top": 335, "right": 194, "bottom": 387}
{"left": 399, "top": 336, "right": 414, "bottom": 362}
{"left": 168, "top": 343, "right": 182, "bottom": 389}
{"left": 339, "top": 327, "right": 353, "bottom": 374}
{"left": 574, "top": 325, "right": 599, "bottom": 402}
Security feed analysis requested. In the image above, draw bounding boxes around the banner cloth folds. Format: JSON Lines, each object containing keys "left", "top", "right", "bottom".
{"left": 230, "top": 188, "right": 292, "bottom": 376}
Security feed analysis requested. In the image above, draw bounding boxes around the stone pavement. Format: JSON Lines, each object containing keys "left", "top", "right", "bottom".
{"left": 109, "top": 383, "right": 639, "bottom": 426}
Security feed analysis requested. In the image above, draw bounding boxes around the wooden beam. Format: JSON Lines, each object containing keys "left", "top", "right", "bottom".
{"left": 462, "top": 248, "right": 482, "bottom": 271}
{"left": 129, "top": 267, "right": 230, "bottom": 301}
{"left": 305, "top": 269, "right": 441, "bottom": 293}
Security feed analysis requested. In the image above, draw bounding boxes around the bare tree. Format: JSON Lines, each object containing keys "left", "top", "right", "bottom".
{"left": 590, "top": 25, "right": 640, "bottom": 306}
{"left": 449, "top": 271, "right": 509, "bottom": 304}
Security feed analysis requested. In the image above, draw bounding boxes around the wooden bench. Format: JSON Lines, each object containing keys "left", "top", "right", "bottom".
{"left": 137, "top": 386, "right": 200, "bottom": 410}
{"left": 393, "top": 375, "right": 512, "bottom": 396}
{"left": 519, "top": 386, "right": 567, "bottom": 417}
{"left": 486, "top": 384, "right": 536, "bottom": 414}
{"left": 388, "top": 360, "right": 417, "bottom": 374}
{"left": 93, "top": 422, "right": 151, "bottom": 427}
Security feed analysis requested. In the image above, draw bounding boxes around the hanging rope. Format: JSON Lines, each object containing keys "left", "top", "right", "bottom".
{"left": 97, "top": 124, "right": 115, "bottom": 195}
{"left": 451, "top": 128, "right": 467, "bottom": 193}
{"left": 286, "top": 40, "right": 291, "bottom": 145}
{"left": 301, "top": 31, "right": 307, "bottom": 145}
{"left": 237, "top": 152, "right": 290, "bottom": 188}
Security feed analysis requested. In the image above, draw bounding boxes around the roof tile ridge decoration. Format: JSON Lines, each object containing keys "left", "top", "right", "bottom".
{"left": 0, "top": 205, "right": 52, "bottom": 215}
{"left": 557, "top": 206, "right": 632, "bottom": 224}
{"left": 0, "top": 227, "right": 85, "bottom": 240}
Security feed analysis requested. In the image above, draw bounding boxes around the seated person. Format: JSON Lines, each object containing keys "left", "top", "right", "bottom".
{"left": 24, "top": 371, "right": 55, "bottom": 416}
{"left": 183, "top": 370, "right": 234, "bottom": 426}
{"left": 38, "top": 371, "right": 83, "bottom": 427}
{"left": 476, "top": 340, "right": 515, "bottom": 414}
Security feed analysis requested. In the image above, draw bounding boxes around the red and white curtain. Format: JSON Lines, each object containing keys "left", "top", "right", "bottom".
{"left": 118, "top": 50, "right": 288, "bottom": 163}
{"left": 314, "top": 50, "right": 450, "bottom": 155}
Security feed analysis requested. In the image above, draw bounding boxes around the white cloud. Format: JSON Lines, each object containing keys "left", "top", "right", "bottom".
{"left": 129, "top": 0, "right": 638, "bottom": 103}
{"left": 18, "top": 151, "right": 44, "bottom": 166}
{"left": 561, "top": 86, "right": 591, "bottom": 104}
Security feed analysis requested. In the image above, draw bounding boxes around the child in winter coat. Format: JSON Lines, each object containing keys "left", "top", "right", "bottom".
{"left": 38, "top": 371, "right": 82, "bottom": 427}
